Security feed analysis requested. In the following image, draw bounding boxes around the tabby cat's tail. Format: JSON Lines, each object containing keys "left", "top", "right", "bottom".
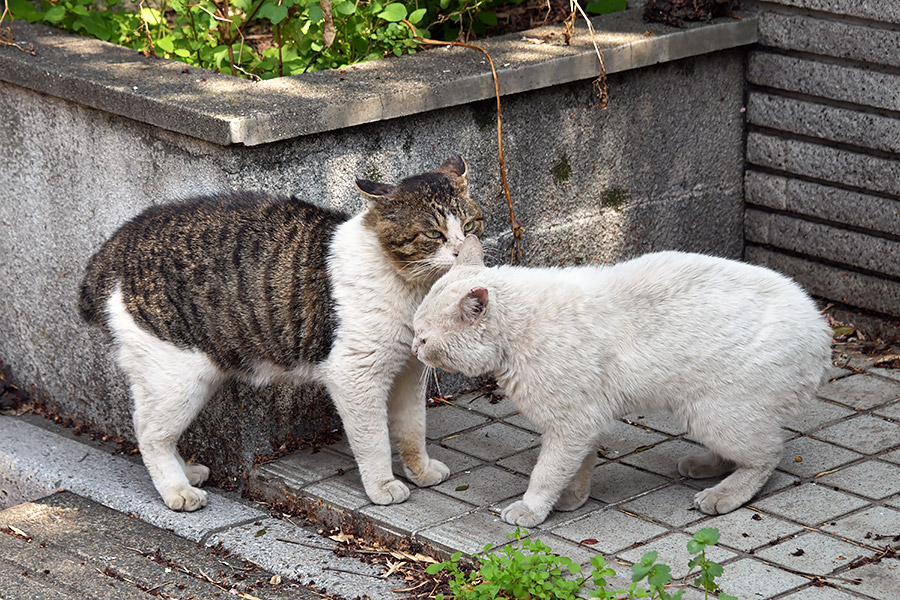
{"left": 78, "top": 242, "right": 117, "bottom": 327}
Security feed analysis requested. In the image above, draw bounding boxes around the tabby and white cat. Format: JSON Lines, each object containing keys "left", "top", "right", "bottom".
{"left": 78, "top": 157, "right": 483, "bottom": 511}
{"left": 413, "top": 236, "right": 831, "bottom": 527}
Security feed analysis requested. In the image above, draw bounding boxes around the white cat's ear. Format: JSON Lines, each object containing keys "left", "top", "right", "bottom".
{"left": 438, "top": 155, "right": 467, "bottom": 181}
{"left": 458, "top": 287, "right": 488, "bottom": 324}
{"left": 356, "top": 179, "right": 395, "bottom": 200}
{"left": 455, "top": 235, "right": 484, "bottom": 267}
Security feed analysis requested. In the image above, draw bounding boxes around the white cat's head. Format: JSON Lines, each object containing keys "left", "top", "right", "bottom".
{"left": 412, "top": 236, "right": 499, "bottom": 376}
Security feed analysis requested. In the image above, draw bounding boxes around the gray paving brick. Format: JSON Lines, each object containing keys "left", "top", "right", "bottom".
{"left": 779, "top": 584, "right": 863, "bottom": 600}
{"left": 817, "top": 375, "right": 900, "bottom": 411}
{"left": 435, "top": 465, "right": 528, "bottom": 506}
{"left": 255, "top": 449, "right": 357, "bottom": 489}
{"left": 687, "top": 508, "right": 803, "bottom": 553}
{"left": 778, "top": 435, "right": 863, "bottom": 478}
{"left": 441, "top": 421, "right": 539, "bottom": 461}
{"left": 549, "top": 508, "right": 667, "bottom": 555}
{"left": 816, "top": 415, "right": 900, "bottom": 454}
{"left": 872, "top": 368, "right": 900, "bottom": 383}
{"left": 425, "top": 405, "right": 491, "bottom": 441}
{"left": 787, "top": 399, "right": 855, "bottom": 433}
{"left": 501, "top": 412, "right": 540, "bottom": 433}
{"left": 453, "top": 391, "right": 518, "bottom": 419}
{"left": 622, "top": 412, "right": 687, "bottom": 436}
{"left": 621, "top": 485, "right": 706, "bottom": 528}
{"left": 754, "top": 531, "right": 861, "bottom": 576}
{"left": 618, "top": 532, "right": 736, "bottom": 579}
{"left": 496, "top": 446, "right": 543, "bottom": 475}
{"left": 359, "top": 488, "right": 475, "bottom": 536}
{"left": 621, "top": 439, "right": 704, "bottom": 479}
{"left": 590, "top": 462, "right": 668, "bottom": 504}
{"left": 301, "top": 473, "right": 372, "bottom": 513}
{"left": 598, "top": 421, "right": 668, "bottom": 459}
{"left": 886, "top": 494, "right": 900, "bottom": 510}
{"left": 842, "top": 557, "right": 900, "bottom": 600}
{"left": 753, "top": 484, "right": 869, "bottom": 526}
{"left": 416, "top": 510, "right": 519, "bottom": 557}
{"left": 875, "top": 400, "right": 900, "bottom": 421}
{"left": 882, "top": 448, "right": 900, "bottom": 465}
{"left": 821, "top": 505, "right": 900, "bottom": 546}
{"left": 817, "top": 459, "right": 900, "bottom": 500}
{"left": 716, "top": 558, "right": 807, "bottom": 599}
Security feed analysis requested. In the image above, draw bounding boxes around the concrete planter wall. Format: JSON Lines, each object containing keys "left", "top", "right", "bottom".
{"left": 0, "top": 8, "right": 755, "bottom": 482}
{"left": 745, "top": 0, "right": 900, "bottom": 330}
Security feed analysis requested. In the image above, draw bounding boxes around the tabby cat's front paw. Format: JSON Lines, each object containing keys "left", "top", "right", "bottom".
{"left": 501, "top": 500, "right": 548, "bottom": 527}
{"left": 163, "top": 486, "right": 208, "bottom": 512}
{"left": 405, "top": 459, "right": 451, "bottom": 487}
{"left": 368, "top": 479, "right": 411, "bottom": 505}
{"left": 184, "top": 463, "right": 210, "bottom": 487}
{"left": 692, "top": 487, "right": 743, "bottom": 515}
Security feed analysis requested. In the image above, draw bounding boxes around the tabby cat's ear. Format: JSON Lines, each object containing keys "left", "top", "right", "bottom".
{"left": 437, "top": 155, "right": 467, "bottom": 181}
{"left": 455, "top": 235, "right": 484, "bottom": 267}
{"left": 458, "top": 287, "right": 488, "bottom": 324}
{"left": 356, "top": 179, "right": 395, "bottom": 200}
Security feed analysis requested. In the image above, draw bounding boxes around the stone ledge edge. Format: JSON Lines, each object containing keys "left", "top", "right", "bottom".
{"left": 0, "top": 8, "right": 757, "bottom": 146}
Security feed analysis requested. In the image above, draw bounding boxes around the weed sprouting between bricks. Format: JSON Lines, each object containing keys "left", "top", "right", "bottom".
{"left": 426, "top": 526, "right": 737, "bottom": 600}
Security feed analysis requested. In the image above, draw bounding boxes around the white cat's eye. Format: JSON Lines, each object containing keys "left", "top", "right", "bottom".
{"left": 423, "top": 230, "right": 444, "bottom": 240}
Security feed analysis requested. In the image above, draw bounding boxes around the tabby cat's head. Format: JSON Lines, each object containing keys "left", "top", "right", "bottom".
{"left": 359, "top": 156, "right": 484, "bottom": 284}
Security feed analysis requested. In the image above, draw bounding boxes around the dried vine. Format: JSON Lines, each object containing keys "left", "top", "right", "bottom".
{"left": 402, "top": 19, "right": 524, "bottom": 265}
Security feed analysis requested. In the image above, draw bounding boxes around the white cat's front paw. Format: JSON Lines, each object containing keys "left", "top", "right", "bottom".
{"left": 501, "top": 500, "right": 548, "bottom": 527}
{"left": 405, "top": 459, "right": 451, "bottom": 487}
{"left": 693, "top": 487, "right": 743, "bottom": 515}
{"left": 184, "top": 463, "right": 210, "bottom": 487}
{"left": 368, "top": 479, "right": 411, "bottom": 505}
{"left": 163, "top": 486, "right": 208, "bottom": 512}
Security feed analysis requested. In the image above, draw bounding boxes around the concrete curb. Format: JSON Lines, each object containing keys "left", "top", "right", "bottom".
{"left": 0, "top": 415, "right": 401, "bottom": 599}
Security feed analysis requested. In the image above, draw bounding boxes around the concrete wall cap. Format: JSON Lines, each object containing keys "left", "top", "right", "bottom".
{"left": 0, "top": 8, "right": 757, "bottom": 146}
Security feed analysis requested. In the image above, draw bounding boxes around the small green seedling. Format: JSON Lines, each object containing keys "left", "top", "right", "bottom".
{"left": 426, "top": 526, "right": 737, "bottom": 600}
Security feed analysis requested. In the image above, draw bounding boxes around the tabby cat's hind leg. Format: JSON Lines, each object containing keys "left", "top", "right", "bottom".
{"left": 109, "top": 289, "right": 222, "bottom": 511}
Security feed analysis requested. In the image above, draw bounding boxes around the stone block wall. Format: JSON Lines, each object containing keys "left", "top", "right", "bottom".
{"left": 744, "top": 0, "right": 900, "bottom": 324}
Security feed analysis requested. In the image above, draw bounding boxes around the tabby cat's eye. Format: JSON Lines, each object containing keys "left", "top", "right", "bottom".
{"left": 463, "top": 221, "right": 475, "bottom": 233}
{"left": 423, "top": 230, "right": 444, "bottom": 240}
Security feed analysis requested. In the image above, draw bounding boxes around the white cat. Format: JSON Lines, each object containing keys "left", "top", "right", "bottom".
{"left": 412, "top": 236, "right": 832, "bottom": 527}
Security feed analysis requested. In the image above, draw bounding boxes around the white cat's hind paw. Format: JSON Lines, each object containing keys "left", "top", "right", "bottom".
{"left": 692, "top": 487, "right": 744, "bottom": 515}
{"left": 405, "top": 459, "right": 450, "bottom": 487}
{"left": 368, "top": 479, "right": 411, "bottom": 505}
{"left": 163, "top": 486, "right": 208, "bottom": 512}
{"left": 501, "top": 500, "right": 548, "bottom": 527}
{"left": 184, "top": 463, "right": 210, "bottom": 487}
{"left": 677, "top": 452, "right": 733, "bottom": 479}
{"left": 554, "top": 487, "right": 589, "bottom": 512}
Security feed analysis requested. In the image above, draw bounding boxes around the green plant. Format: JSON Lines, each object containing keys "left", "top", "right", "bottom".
{"left": 426, "top": 526, "right": 737, "bottom": 600}
{"left": 5, "top": 0, "right": 627, "bottom": 78}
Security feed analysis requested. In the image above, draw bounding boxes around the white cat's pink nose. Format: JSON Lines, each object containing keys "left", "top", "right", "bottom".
{"left": 412, "top": 336, "right": 426, "bottom": 357}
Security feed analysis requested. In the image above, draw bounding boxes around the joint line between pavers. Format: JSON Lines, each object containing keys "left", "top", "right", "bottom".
{"left": 198, "top": 514, "right": 268, "bottom": 547}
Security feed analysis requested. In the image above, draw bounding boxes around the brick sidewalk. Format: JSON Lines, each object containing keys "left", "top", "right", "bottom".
{"left": 251, "top": 349, "right": 900, "bottom": 599}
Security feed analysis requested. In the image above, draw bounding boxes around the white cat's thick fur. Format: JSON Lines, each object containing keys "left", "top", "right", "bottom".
{"left": 413, "top": 236, "right": 832, "bottom": 527}
{"left": 107, "top": 213, "right": 464, "bottom": 511}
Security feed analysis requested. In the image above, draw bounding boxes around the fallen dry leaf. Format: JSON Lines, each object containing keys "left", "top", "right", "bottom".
{"left": 874, "top": 354, "right": 900, "bottom": 369}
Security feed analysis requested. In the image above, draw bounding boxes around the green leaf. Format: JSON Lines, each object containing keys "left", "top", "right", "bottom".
{"left": 439, "top": 0, "right": 450, "bottom": 8}
{"left": 334, "top": 1, "right": 356, "bottom": 15}
{"left": 156, "top": 36, "right": 175, "bottom": 52}
{"left": 693, "top": 528, "right": 721, "bottom": 546}
{"left": 258, "top": 2, "right": 289, "bottom": 25}
{"left": 7, "top": 0, "right": 44, "bottom": 21}
{"left": 584, "top": 0, "right": 626, "bottom": 15}
{"left": 425, "top": 562, "right": 445, "bottom": 574}
{"left": 377, "top": 2, "right": 407, "bottom": 22}
{"left": 255, "top": 528, "right": 267, "bottom": 537}
{"left": 43, "top": 6, "right": 68, "bottom": 23}
{"left": 408, "top": 7, "right": 426, "bottom": 24}
{"left": 476, "top": 11, "right": 497, "bottom": 26}
{"left": 832, "top": 325, "right": 856, "bottom": 337}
